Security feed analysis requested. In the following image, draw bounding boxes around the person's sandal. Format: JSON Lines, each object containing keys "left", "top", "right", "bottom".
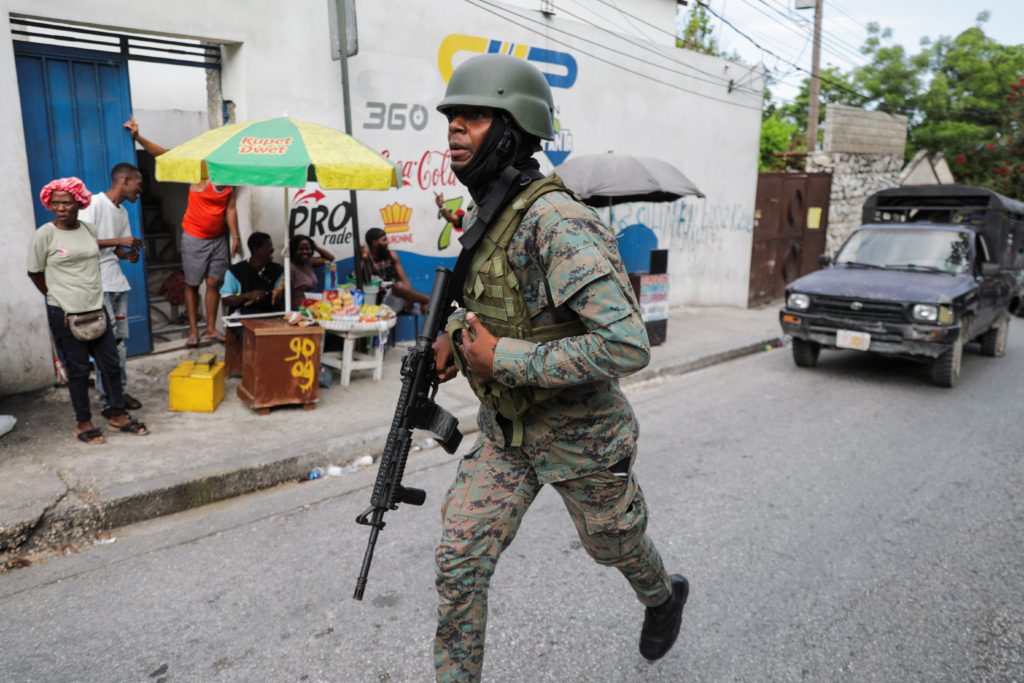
{"left": 123, "top": 393, "right": 143, "bottom": 410}
{"left": 75, "top": 428, "right": 105, "bottom": 445}
{"left": 108, "top": 418, "right": 149, "bottom": 436}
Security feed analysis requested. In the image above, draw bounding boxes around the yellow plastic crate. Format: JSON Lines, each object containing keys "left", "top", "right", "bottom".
{"left": 169, "top": 353, "right": 225, "bottom": 413}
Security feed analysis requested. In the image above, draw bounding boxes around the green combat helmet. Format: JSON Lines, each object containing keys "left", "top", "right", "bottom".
{"left": 437, "top": 53, "right": 555, "bottom": 140}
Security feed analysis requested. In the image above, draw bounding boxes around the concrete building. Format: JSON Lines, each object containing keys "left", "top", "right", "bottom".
{"left": 1, "top": 0, "right": 764, "bottom": 395}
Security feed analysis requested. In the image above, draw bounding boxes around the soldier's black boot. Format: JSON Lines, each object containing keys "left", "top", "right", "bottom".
{"left": 639, "top": 574, "right": 689, "bottom": 661}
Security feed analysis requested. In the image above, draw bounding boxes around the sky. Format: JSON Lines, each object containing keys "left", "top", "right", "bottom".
{"left": 690, "top": 0, "right": 1024, "bottom": 103}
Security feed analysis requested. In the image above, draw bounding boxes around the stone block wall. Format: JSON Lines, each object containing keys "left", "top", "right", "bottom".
{"left": 811, "top": 153, "right": 904, "bottom": 253}
{"left": 822, "top": 104, "right": 907, "bottom": 156}
{"left": 809, "top": 105, "right": 909, "bottom": 253}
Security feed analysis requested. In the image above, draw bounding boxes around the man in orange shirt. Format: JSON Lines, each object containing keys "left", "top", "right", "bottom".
{"left": 125, "top": 119, "right": 242, "bottom": 346}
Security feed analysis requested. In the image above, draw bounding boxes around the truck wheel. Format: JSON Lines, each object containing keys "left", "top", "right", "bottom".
{"left": 792, "top": 338, "right": 820, "bottom": 367}
{"left": 930, "top": 333, "right": 963, "bottom": 388}
{"left": 979, "top": 310, "right": 1009, "bottom": 357}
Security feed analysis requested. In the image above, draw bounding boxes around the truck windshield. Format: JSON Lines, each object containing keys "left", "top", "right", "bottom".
{"left": 835, "top": 228, "right": 971, "bottom": 274}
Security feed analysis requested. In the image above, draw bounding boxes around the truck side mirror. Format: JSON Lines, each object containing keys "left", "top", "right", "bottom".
{"left": 817, "top": 254, "right": 832, "bottom": 267}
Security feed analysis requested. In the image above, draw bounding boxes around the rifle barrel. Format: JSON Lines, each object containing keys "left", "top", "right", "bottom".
{"left": 353, "top": 509, "right": 384, "bottom": 600}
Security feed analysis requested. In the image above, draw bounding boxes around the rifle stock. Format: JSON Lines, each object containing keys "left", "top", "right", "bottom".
{"left": 353, "top": 267, "right": 462, "bottom": 600}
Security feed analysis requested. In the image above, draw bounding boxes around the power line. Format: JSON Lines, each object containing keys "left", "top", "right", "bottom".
{"left": 696, "top": 0, "right": 903, "bottom": 111}
{"left": 460, "top": 0, "right": 765, "bottom": 111}
{"left": 826, "top": 0, "right": 874, "bottom": 34}
{"left": 699, "top": 0, "right": 1021, "bottom": 121}
{"left": 551, "top": 1, "right": 749, "bottom": 92}
{"left": 753, "top": 0, "right": 866, "bottom": 65}
{"left": 583, "top": 0, "right": 767, "bottom": 89}
{"left": 733, "top": 0, "right": 812, "bottom": 64}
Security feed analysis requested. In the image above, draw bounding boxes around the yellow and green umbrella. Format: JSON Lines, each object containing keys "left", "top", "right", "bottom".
{"left": 155, "top": 116, "right": 400, "bottom": 313}
{"left": 154, "top": 116, "right": 400, "bottom": 189}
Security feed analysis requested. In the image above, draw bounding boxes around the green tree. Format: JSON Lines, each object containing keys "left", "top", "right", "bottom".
{"left": 759, "top": 113, "right": 800, "bottom": 172}
{"left": 677, "top": 2, "right": 719, "bottom": 55}
{"left": 759, "top": 82, "right": 802, "bottom": 171}
{"left": 851, "top": 23, "right": 927, "bottom": 114}
{"left": 912, "top": 18, "right": 1024, "bottom": 192}
{"left": 953, "top": 75, "right": 1024, "bottom": 197}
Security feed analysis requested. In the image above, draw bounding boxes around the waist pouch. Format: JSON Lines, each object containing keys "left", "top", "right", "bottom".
{"left": 66, "top": 309, "right": 107, "bottom": 342}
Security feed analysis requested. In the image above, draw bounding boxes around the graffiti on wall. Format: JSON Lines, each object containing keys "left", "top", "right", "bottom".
{"left": 612, "top": 200, "right": 753, "bottom": 250}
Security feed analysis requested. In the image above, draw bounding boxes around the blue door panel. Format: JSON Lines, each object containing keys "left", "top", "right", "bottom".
{"left": 72, "top": 63, "right": 110, "bottom": 186}
{"left": 14, "top": 56, "right": 54, "bottom": 229}
{"left": 15, "top": 41, "right": 151, "bottom": 356}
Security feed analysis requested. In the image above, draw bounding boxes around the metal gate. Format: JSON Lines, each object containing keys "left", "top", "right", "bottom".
{"left": 748, "top": 172, "right": 832, "bottom": 307}
{"left": 15, "top": 40, "right": 151, "bottom": 355}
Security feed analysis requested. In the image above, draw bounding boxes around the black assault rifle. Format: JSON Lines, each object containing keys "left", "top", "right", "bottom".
{"left": 353, "top": 266, "right": 463, "bottom": 600}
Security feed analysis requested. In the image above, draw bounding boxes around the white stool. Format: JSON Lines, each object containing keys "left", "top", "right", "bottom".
{"left": 319, "top": 318, "right": 396, "bottom": 386}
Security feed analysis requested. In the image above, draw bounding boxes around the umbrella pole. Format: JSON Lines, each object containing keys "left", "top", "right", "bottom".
{"left": 284, "top": 188, "right": 291, "bottom": 313}
{"left": 350, "top": 190, "right": 364, "bottom": 290}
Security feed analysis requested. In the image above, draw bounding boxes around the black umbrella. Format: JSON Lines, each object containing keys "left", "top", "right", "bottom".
{"left": 554, "top": 152, "right": 704, "bottom": 205}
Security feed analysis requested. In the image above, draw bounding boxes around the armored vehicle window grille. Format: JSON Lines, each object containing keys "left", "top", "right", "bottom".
{"left": 812, "top": 296, "right": 905, "bottom": 322}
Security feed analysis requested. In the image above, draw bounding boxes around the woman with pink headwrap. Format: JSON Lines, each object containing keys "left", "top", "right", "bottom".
{"left": 27, "top": 177, "right": 149, "bottom": 444}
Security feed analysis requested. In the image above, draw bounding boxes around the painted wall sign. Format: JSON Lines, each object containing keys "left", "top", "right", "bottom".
{"left": 380, "top": 148, "right": 457, "bottom": 190}
{"left": 364, "top": 102, "right": 430, "bottom": 131}
{"left": 437, "top": 34, "right": 578, "bottom": 89}
{"left": 289, "top": 187, "right": 353, "bottom": 247}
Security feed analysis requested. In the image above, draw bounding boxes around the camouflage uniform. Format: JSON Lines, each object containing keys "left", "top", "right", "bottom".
{"left": 434, "top": 188, "right": 673, "bottom": 682}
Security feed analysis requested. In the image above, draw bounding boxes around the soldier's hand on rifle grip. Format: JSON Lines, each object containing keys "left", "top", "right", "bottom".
{"left": 463, "top": 312, "right": 498, "bottom": 383}
{"left": 433, "top": 333, "right": 459, "bottom": 383}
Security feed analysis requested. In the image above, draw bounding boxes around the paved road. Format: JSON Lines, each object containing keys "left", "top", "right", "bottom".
{"left": 2, "top": 323, "right": 1022, "bottom": 682}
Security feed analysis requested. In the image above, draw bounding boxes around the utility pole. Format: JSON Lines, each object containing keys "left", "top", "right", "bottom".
{"left": 332, "top": 0, "right": 364, "bottom": 287}
{"left": 804, "top": 0, "right": 824, "bottom": 161}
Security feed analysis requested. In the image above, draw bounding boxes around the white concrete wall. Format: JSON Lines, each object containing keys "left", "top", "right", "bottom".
{"left": 0, "top": 10, "right": 53, "bottom": 394}
{"left": 344, "top": 0, "right": 763, "bottom": 306}
{"left": 1, "top": 0, "right": 763, "bottom": 395}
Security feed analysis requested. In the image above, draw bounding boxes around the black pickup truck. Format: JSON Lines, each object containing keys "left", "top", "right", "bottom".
{"left": 780, "top": 185, "right": 1023, "bottom": 387}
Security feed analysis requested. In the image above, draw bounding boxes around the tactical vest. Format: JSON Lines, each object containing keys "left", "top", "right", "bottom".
{"left": 447, "top": 175, "right": 587, "bottom": 447}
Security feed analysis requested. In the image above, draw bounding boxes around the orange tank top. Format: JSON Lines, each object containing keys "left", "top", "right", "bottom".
{"left": 181, "top": 182, "right": 232, "bottom": 239}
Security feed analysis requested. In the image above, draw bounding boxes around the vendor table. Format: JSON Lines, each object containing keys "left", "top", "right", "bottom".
{"left": 236, "top": 319, "right": 324, "bottom": 414}
{"left": 319, "top": 317, "right": 397, "bottom": 386}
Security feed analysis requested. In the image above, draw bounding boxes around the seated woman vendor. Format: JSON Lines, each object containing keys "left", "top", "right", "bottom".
{"left": 289, "top": 234, "right": 334, "bottom": 306}
{"left": 220, "top": 232, "right": 284, "bottom": 316}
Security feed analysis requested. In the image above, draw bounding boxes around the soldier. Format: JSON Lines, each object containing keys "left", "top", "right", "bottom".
{"left": 431, "top": 54, "right": 688, "bottom": 681}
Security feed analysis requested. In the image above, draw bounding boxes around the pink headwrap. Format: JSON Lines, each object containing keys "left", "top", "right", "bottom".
{"left": 40, "top": 177, "right": 92, "bottom": 210}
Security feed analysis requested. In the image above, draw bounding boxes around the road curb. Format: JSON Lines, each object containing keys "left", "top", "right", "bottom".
{"left": 624, "top": 338, "right": 782, "bottom": 384}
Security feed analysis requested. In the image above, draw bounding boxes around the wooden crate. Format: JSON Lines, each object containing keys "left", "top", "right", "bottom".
{"left": 236, "top": 320, "right": 324, "bottom": 414}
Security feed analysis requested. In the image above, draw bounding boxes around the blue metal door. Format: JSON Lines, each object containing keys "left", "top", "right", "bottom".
{"left": 15, "top": 41, "right": 151, "bottom": 355}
